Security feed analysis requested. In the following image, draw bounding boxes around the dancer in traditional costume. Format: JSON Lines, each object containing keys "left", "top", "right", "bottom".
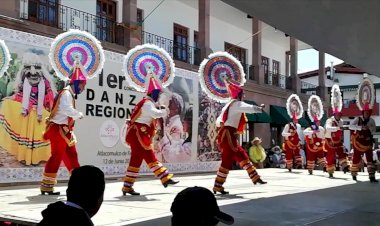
{"left": 303, "top": 95, "right": 326, "bottom": 175}
{"left": 198, "top": 52, "right": 267, "bottom": 195}
{"left": 325, "top": 84, "right": 350, "bottom": 177}
{"left": 40, "top": 30, "right": 105, "bottom": 195}
{"left": 350, "top": 77, "right": 378, "bottom": 182}
{"left": 121, "top": 44, "right": 179, "bottom": 196}
{"left": 282, "top": 94, "right": 304, "bottom": 172}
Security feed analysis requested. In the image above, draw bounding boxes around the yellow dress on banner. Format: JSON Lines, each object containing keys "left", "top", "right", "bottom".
{"left": 0, "top": 99, "right": 51, "bottom": 165}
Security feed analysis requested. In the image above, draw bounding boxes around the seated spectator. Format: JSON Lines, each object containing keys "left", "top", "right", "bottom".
{"left": 38, "top": 165, "right": 105, "bottom": 226}
{"left": 171, "top": 186, "right": 234, "bottom": 226}
{"left": 248, "top": 137, "right": 266, "bottom": 169}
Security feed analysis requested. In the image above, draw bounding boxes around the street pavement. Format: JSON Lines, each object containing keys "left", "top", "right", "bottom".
{"left": 0, "top": 168, "right": 379, "bottom": 226}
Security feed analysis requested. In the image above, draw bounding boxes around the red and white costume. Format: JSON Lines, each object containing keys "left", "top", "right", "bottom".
{"left": 324, "top": 85, "right": 349, "bottom": 176}
{"left": 304, "top": 126, "right": 326, "bottom": 174}
{"left": 350, "top": 77, "right": 378, "bottom": 182}
{"left": 213, "top": 82, "right": 266, "bottom": 194}
{"left": 282, "top": 94, "right": 304, "bottom": 171}
{"left": 40, "top": 86, "right": 82, "bottom": 193}
{"left": 122, "top": 75, "right": 177, "bottom": 195}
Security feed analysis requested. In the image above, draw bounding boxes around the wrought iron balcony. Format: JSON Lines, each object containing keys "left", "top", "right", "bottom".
{"left": 142, "top": 31, "right": 201, "bottom": 66}
{"left": 264, "top": 71, "right": 286, "bottom": 89}
{"left": 19, "top": 0, "right": 124, "bottom": 45}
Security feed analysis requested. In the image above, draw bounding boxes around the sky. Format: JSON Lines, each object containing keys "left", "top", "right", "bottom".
{"left": 297, "top": 49, "right": 344, "bottom": 73}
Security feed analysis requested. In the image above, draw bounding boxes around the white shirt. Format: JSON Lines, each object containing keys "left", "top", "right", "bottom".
{"left": 282, "top": 122, "right": 304, "bottom": 145}
{"left": 303, "top": 126, "right": 325, "bottom": 139}
{"left": 50, "top": 87, "right": 83, "bottom": 125}
{"left": 349, "top": 117, "right": 376, "bottom": 133}
{"left": 216, "top": 100, "right": 262, "bottom": 128}
{"left": 325, "top": 117, "right": 343, "bottom": 139}
{"left": 135, "top": 99, "right": 167, "bottom": 126}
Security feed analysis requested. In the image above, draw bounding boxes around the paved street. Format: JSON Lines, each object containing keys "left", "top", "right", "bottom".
{"left": 0, "top": 168, "right": 379, "bottom": 225}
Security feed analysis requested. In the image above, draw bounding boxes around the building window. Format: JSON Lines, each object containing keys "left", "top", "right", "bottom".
{"left": 96, "top": 0, "right": 116, "bottom": 42}
{"left": 225, "top": 42, "right": 247, "bottom": 72}
{"left": 272, "top": 60, "right": 280, "bottom": 86}
{"left": 173, "top": 23, "right": 189, "bottom": 62}
{"left": 28, "top": 0, "right": 58, "bottom": 27}
{"left": 262, "top": 56, "right": 269, "bottom": 84}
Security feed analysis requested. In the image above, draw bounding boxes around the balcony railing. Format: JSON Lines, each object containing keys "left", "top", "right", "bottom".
{"left": 263, "top": 71, "right": 287, "bottom": 89}
{"left": 142, "top": 31, "right": 201, "bottom": 66}
{"left": 20, "top": 0, "right": 124, "bottom": 45}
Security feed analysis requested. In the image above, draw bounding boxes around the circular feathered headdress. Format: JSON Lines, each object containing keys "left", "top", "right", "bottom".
{"left": 0, "top": 39, "right": 11, "bottom": 78}
{"left": 331, "top": 84, "right": 342, "bottom": 114}
{"left": 198, "top": 52, "right": 246, "bottom": 103}
{"left": 356, "top": 77, "right": 375, "bottom": 111}
{"left": 307, "top": 95, "right": 324, "bottom": 122}
{"left": 49, "top": 29, "right": 105, "bottom": 81}
{"left": 286, "top": 94, "right": 303, "bottom": 122}
{"left": 122, "top": 44, "right": 175, "bottom": 93}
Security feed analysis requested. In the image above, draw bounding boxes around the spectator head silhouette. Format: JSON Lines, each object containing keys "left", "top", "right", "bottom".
{"left": 171, "top": 186, "right": 234, "bottom": 226}
{"left": 66, "top": 165, "right": 105, "bottom": 218}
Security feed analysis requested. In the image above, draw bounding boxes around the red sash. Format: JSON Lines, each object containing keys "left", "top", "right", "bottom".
{"left": 125, "top": 98, "right": 157, "bottom": 149}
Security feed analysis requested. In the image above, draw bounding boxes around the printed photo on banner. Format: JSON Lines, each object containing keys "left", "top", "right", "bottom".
{"left": 0, "top": 41, "right": 61, "bottom": 168}
{"left": 197, "top": 87, "right": 223, "bottom": 161}
{"left": 154, "top": 76, "right": 194, "bottom": 163}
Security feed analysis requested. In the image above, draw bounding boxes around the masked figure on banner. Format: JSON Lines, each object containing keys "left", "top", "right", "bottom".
{"left": 0, "top": 37, "right": 58, "bottom": 166}
{"left": 282, "top": 94, "right": 304, "bottom": 172}
{"left": 350, "top": 76, "right": 378, "bottom": 182}
{"left": 121, "top": 44, "right": 179, "bottom": 196}
{"left": 40, "top": 29, "right": 105, "bottom": 195}
{"left": 199, "top": 52, "right": 267, "bottom": 195}
{"left": 303, "top": 95, "right": 326, "bottom": 175}
{"left": 324, "top": 84, "right": 350, "bottom": 178}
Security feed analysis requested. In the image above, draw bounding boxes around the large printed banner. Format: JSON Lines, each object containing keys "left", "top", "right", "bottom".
{"left": 0, "top": 27, "right": 221, "bottom": 183}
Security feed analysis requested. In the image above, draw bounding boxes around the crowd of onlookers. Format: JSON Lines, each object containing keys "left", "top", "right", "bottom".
{"left": 244, "top": 138, "right": 380, "bottom": 173}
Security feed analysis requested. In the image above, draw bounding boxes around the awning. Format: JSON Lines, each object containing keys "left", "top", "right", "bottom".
{"left": 270, "top": 105, "right": 309, "bottom": 128}
{"left": 245, "top": 101, "right": 271, "bottom": 123}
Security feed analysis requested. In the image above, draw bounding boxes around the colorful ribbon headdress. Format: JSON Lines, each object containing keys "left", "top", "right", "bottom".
{"left": 286, "top": 94, "right": 303, "bottom": 123}
{"left": 0, "top": 39, "right": 11, "bottom": 78}
{"left": 356, "top": 77, "right": 375, "bottom": 112}
{"left": 49, "top": 29, "right": 105, "bottom": 82}
{"left": 122, "top": 44, "right": 175, "bottom": 93}
{"left": 307, "top": 95, "right": 324, "bottom": 123}
{"left": 198, "top": 52, "right": 246, "bottom": 103}
{"left": 331, "top": 84, "right": 342, "bottom": 114}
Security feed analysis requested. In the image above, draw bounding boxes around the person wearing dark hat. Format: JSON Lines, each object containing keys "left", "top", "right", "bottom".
{"left": 38, "top": 165, "right": 105, "bottom": 226}
{"left": 171, "top": 186, "right": 234, "bottom": 226}
{"left": 350, "top": 77, "right": 378, "bottom": 182}
{"left": 213, "top": 80, "right": 267, "bottom": 195}
{"left": 40, "top": 56, "right": 86, "bottom": 195}
{"left": 122, "top": 75, "right": 179, "bottom": 196}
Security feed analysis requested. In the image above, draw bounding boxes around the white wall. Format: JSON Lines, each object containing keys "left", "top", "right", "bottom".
{"left": 61, "top": 0, "right": 96, "bottom": 15}
{"left": 137, "top": 0, "right": 198, "bottom": 46}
